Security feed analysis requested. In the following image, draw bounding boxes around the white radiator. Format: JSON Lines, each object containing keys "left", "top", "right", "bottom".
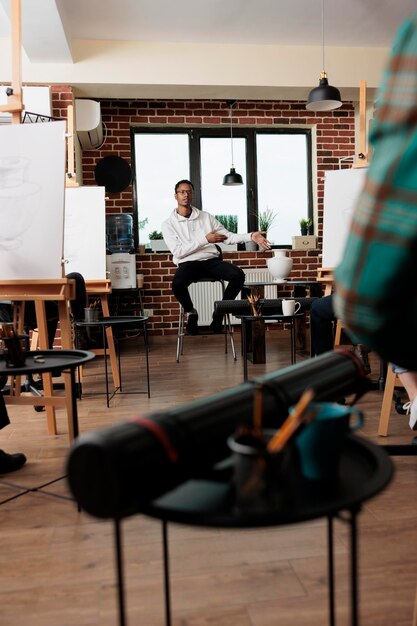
{"left": 189, "top": 267, "right": 274, "bottom": 326}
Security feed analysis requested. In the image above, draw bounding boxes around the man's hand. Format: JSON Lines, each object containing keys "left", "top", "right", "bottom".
{"left": 206, "top": 231, "right": 228, "bottom": 243}
{"left": 251, "top": 231, "right": 271, "bottom": 250}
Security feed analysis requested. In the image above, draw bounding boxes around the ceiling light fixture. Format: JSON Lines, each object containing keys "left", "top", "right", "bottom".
{"left": 223, "top": 100, "right": 243, "bottom": 186}
{"left": 306, "top": 0, "right": 342, "bottom": 112}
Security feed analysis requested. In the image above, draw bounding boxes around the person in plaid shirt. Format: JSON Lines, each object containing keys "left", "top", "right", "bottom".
{"left": 334, "top": 13, "right": 417, "bottom": 430}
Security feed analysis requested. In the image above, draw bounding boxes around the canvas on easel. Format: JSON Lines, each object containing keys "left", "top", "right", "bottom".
{"left": 322, "top": 167, "right": 367, "bottom": 268}
{"left": 0, "top": 120, "right": 66, "bottom": 279}
{"left": 64, "top": 186, "right": 106, "bottom": 280}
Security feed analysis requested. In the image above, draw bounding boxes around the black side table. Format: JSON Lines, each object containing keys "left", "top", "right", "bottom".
{"left": 74, "top": 316, "right": 150, "bottom": 406}
{"left": 0, "top": 350, "right": 95, "bottom": 439}
{"left": 237, "top": 313, "right": 305, "bottom": 381}
{"left": 112, "top": 435, "right": 392, "bottom": 626}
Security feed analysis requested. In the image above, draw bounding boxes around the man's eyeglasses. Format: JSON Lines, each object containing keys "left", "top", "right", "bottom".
{"left": 176, "top": 190, "right": 193, "bottom": 195}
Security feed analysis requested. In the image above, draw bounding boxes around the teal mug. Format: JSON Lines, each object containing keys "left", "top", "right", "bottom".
{"left": 294, "top": 402, "right": 364, "bottom": 482}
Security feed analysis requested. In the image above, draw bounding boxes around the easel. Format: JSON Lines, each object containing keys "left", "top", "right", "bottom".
{"left": 0, "top": 280, "right": 76, "bottom": 438}
{"left": 354, "top": 80, "right": 370, "bottom": 169}
{"left": 65, "top": 103, "right": 119, "bottom": 389}
{"left": 85, "top": 280, "right": 120, "bottom": 389}
{"left": 316, "top": 267, "right": 334, "bottom": 296}
{"left": 0, "top": 0, "right": 77, "bottom": 440}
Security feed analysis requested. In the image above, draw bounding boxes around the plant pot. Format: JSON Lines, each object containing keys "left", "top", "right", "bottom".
{"left": 266, "top": 250, "right": 293, "bottom": 282}
{"left": 300, "top": 228, "right": 308, "bottom": 236}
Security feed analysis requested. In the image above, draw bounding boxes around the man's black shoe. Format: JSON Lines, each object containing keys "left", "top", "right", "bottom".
{"left": 208, "top": 313, "right": 223, "bottom": 334}
{"left": 0, "top": 450, "right": 27, "bottom": 474}
{"left": 186, "top": 309, "right": 199, "bottom": 335}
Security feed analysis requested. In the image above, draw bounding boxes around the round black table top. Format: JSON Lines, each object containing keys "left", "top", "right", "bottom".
{"left": 140, "top": 435, "right": 393, "bottom": 529}
{"left": 74, "top": 315, "right": 147, "bottom": 328}
{"left": 0, "top": 349, "right": 95, "bottom": 376}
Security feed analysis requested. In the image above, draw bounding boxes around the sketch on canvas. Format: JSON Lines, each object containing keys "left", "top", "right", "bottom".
{"left": 0, "top": 121, "right": 66, "bottom": 279}
{"left": 64, "top": 186, "right": 106, "bottom": 280}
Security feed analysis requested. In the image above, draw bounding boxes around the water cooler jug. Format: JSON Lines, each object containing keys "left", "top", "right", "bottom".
{"left": 106, "top": 214, "right": 136, "bottom": 288}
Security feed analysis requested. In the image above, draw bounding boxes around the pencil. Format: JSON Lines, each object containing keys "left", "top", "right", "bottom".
{"left": 266, "top": 387, "right": 315, "bottom": 453}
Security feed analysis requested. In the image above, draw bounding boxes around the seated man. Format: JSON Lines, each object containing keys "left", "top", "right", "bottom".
{"left": 310, "top": 294, "right": 371, "bottom": 374}
{"left": 162, "top": 179, "right": 270, "bottom": 334}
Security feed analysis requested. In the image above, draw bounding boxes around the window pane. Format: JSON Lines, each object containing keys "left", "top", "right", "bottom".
{"left": 134, "top": 133, "right": 189, "bottom": 246}
{"left": 200, "top": 137, "right": 247, "bottom": 232}
{"left": 256, "top": 134, "right": 309, "bottom": 245}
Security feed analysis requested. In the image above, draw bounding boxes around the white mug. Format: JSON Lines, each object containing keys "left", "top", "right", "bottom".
{"left": 282, "top": 299, "right": 301, "bottom": 316}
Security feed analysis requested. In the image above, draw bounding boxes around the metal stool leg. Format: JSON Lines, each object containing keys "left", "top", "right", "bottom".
{"left": 225, "top": 313, "right": 237, "bottom": 360}
{"left": 176, "top": 305, "right": 185, "bottom": 363}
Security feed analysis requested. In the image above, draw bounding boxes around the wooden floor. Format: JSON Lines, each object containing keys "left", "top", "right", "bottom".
{"left": 0, "top": 330, "right": 416, "bottom": 626}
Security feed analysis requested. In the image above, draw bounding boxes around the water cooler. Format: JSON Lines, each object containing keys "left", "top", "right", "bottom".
{"left": 106, "top": 215, "right": 136, "bottom": 288}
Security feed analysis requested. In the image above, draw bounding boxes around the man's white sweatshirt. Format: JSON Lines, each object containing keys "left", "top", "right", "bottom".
{"left": 161, "top": 206, "right": 252, "bottom": 266}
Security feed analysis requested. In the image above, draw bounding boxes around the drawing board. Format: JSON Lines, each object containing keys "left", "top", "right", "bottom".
{"left": 0, "top": 121, "right": 66, "bottom": 279}
{"left": 64, "top": 186, "right": 106, "bottom": 280}
{"left": 322, "top": 167, "right": 367, "bottom": 268}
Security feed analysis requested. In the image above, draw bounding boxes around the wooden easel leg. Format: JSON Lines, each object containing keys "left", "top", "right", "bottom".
{"left": 100, "top": 295, "right": 121, "bottom": 389}
{"left": 35, "top": 300, "right": 57, "bottom": 435}
{"left": 58, "top": 300, "right": 75, "bottom": 442}
{"left": 378, "top": 366, "right": 398, "bottom": 437}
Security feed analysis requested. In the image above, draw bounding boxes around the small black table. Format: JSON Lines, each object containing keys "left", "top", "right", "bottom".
{"left": 74, "top": 316, "right": 150, "bottom": 406}
{"left": 112, "top": 435, "right": 392, "bottom": 626}
{"left": 237, "top": 313, "right": 305, "bottom": 381}
{"left": 0, "top": 350, "right": 95, "bottom": 439}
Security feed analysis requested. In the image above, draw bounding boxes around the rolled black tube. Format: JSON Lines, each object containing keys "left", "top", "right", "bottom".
{"left": 67, "top": 350, "right": 370, "bottom": 519}
{"left": 214, "top": 298, "right": 316, "bottom": 316}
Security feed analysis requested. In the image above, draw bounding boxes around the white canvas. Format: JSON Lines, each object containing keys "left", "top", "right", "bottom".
{"left": 0, "top": 121, "right": 66, "bottom": 279}
{"left": 322, "top": 167, "right": 367, "bottom": 268}
{"left": 64, "top": 186, "right": 106, "bottom": 280}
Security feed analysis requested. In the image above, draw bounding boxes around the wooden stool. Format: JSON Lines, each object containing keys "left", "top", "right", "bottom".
{"left": 378, "top": 366, "right": 404, "bottom": 436}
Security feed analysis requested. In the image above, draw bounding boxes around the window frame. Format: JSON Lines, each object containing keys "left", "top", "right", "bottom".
{"left": 130, "top": 125, "right": 313, "bottom": 249}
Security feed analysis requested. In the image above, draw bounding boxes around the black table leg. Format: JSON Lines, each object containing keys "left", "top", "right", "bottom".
{"left": 143, "top": 321, "right": 151, "bottom": 398}
{"left": 103, "top": 326, "right": 110, "bottom": 407}
{"left": 290, "top": 317, "right": 296, "bottom": 364}
{"left": 349, "top": 510, "right": 359, "bottom": 626}
{"left": 70, "top": 367, "right": 79, "bottom": 439}
{"left": 162, "top": 520, "right": 172, "bottom": 626}
{"left": 327, "top": 516, "right": 336, "bottom": 626}
{"left": 114, "top": 519, "right": 127, "bottom": 626}
{"left": 242, "top": 318, "right": 248, "bottom": 382}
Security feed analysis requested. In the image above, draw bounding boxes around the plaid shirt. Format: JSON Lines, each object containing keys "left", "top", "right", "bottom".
{"left": 334, "top": 13, "right": 417, "bottom": 370}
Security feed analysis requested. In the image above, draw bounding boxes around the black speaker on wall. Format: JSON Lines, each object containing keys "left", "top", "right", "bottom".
{"left": 94, "top": 155, "right": 132, "bottom": 193}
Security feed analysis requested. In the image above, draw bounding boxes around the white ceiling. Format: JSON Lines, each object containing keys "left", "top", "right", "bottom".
{"left": 16, "top": 1, "right": 417, "bottom": 47}
{"left": 0, "top": 0, "right": 416, "bottom": 99}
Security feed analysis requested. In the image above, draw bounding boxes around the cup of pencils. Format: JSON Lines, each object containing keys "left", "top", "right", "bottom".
{"left": 84, "top": 302, "right": 100, "bottom": 323}
{"left": 227, "top": 382, "right": 298, "bottom": 512}
{"left": 228, "top": 428, "right": 291, "bottom": 512}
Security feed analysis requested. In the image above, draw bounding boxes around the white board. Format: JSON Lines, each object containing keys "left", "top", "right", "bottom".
{"left": 64, "top": 186, "right": 106, "bottom": 280}
{"left": 322, "top": 167, "right": 367, "bottom": 268}
{"left": 0, "top": 121, "right": 66, "bottom": 279}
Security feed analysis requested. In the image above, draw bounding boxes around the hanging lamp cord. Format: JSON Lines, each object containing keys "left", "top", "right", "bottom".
{"left": 321, "top": 0, "right": 325, "bottom": 72}
{"left": 230, "top": 103, "right": 235, "bottom": 167}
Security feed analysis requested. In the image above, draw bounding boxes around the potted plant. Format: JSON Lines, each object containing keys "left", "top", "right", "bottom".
{"left": 149, "top": 230, "right": 169, "bottom": 252}
{"left": 257, "top": 208, "right": 278, "bottom": 235}
{"left": 299, "top": 217, "right": 313, "bottom": 236}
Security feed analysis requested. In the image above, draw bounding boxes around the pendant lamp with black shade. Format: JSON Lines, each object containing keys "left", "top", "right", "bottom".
{"left": 223, "top": 100, "right": 243, "bottom": 186}
{"left": 306, "top": 0, "right": 342, "bottom": 112}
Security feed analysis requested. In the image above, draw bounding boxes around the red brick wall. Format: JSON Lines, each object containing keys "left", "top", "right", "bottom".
{"left": 51, "top": 90, "right": 356, "bottom": 335}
